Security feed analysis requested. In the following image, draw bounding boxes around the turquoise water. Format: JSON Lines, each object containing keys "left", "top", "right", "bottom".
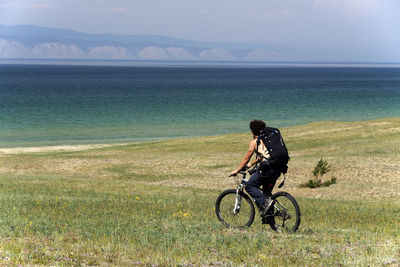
{"left": 1, "top": 65, "right": 400, "bottom": 147}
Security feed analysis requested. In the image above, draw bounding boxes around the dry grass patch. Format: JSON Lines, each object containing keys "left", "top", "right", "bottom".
{"left": 0, "top": 117, "right": 399, "bottom": 201}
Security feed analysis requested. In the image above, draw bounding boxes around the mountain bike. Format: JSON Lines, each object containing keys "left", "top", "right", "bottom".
{"left": 215, "top": 166, "right": 301, "bottom": 232}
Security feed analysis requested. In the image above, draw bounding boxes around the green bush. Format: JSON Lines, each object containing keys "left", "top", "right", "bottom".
{"left": 322, "top": 176, "right": 337, "bottom": 187}
{"left": 300, "top": 159, "right": 337, "bottom": 188}
{"left": 312, "top": 158, "right": 331, "bottom": 179}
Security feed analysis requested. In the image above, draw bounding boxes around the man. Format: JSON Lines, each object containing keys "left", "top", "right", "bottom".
{"left": 229, "top": 120, "right": 281, "bottom": 217}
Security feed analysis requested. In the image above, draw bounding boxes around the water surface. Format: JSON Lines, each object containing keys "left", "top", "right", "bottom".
{"left": 1, "top": 65, "right": 399, "bottom": 147}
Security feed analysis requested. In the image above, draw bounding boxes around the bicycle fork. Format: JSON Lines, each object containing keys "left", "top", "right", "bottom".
{"left": 232, "top": 188, "right": 242, "bottom": 213}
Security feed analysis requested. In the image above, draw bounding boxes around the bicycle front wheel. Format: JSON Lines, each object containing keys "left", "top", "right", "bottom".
{"left": 215, "top": 189, "right": 255, "bottom": 228}
{"left": 269, "top": 191, "right": 301, "bottom": 232}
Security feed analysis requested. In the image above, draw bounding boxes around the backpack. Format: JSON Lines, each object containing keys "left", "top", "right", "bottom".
{"left": 256, "top": 127, "right": 289, "bottom": 174}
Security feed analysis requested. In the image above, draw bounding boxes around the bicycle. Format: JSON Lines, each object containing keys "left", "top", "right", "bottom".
{"left": 215, "top": 166, "right": 301, "bottom": 232}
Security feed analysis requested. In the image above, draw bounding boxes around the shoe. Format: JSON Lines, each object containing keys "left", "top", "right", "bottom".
{"left": 262, "top": 216, "right": 267, "bottom": 224}
{"left": 262, "top": 216, "right": 272, "bottom": 224}
{"left": 261, "top": 197, "right": 275, "bottom": 217}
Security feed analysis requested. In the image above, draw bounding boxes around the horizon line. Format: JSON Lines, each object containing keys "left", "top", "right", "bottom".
{"left": 1, "top": 58, "right": 400, "bottom": 68}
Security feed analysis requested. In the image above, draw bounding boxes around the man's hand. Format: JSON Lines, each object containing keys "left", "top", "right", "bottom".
{"left": 229, "top": 170, "right": 238, "bottom": 177}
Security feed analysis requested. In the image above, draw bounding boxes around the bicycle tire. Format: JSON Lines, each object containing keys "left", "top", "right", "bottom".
{"left": 215, "top": 189, "right": 255, "bottom": 228}
{"left": 268, "top": 191, "right": 301, "bottom": 232}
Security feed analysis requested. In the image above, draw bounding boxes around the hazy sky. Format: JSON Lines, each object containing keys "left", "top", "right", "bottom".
{"left": 1, "top": 0, "right": 400, "bottom": 60}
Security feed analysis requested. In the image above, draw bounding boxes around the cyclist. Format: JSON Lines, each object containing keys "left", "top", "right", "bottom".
{"left": 229, "top": 120, "right": 281, "bottom": 218}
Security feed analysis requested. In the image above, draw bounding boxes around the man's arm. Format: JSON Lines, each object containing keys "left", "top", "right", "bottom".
{"left": 247, "top": 157, "right": 260, "bottom": 168}
{"left": 230, "top": 140, "right": 256, "bottom": 176}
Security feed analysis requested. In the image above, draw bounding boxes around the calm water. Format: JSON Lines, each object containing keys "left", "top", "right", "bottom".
{"left": 1, "top": 64, "right": 400, "bottom": 147}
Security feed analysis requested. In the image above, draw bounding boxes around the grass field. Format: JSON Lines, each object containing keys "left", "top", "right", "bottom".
{"left": 0, "top": 117, "right": 400, "bottom": 266}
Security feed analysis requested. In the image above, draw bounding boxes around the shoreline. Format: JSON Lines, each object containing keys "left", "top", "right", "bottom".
{"left": 0, "top": 143, "right": 120, "bottom": 154}
{"left": 1, "top": 116, "right": 400, "bottom": 154}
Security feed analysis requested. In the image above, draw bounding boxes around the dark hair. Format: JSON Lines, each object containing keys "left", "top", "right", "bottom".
{"left": 249, "top": 120, "right": 266, "bottom": 135}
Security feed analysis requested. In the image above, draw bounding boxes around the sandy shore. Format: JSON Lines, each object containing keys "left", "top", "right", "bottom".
{"left": 0, "top": 144, "right": 119, "bottom": 154}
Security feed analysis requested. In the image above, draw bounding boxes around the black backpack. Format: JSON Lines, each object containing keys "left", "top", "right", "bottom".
{"left": 256, "top": 127, "right": 289, "bottom": 174}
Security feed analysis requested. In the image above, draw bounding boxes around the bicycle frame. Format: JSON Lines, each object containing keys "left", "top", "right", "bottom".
{"left": 233, "top": 170, "right": 286, "bottom": 217}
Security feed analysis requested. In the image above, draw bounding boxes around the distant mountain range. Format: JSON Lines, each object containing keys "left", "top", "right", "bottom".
{"left": 0, "top": 24, "right": 285, "bottom": 62}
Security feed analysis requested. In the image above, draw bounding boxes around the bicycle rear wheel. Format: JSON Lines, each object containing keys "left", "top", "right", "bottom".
{"left": 268, "top": 191, "right": 301, "bottom": 232}
{"left": 215, "top": 189, "right": 255, "bottom": 228}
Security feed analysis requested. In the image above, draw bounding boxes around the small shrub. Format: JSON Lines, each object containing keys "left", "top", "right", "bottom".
{"left": 312, "top": 158, "right": 331, "bottom": 180}
{"left": 302, "top": 179, "right": 321, "bottom": 188}
{"left": 300, "top": 159, "right": 337, "bottom": 188}
{"left": 322, "top": 176, "right": 337, "bottom": 187}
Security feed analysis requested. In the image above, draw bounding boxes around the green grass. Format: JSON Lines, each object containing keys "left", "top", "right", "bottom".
{"left": 1, "top": 118, "right": 400, "bottom": 265}
{"left": 0, "top": 175, "right": 399, "bottom": 265}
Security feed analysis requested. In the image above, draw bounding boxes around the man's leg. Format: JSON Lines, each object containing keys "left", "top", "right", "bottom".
{"left": 261, "top": 169, "right": 281, "bottom": 224}
{"left": 245, "top": 171, "right": 266, "bottom": 210}
{"left": 262, "top": 176, "right": 278, "bottom": 197}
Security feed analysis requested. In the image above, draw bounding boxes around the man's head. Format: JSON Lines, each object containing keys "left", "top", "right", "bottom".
{"left": 249, "top": 120, "right": 266, "bottom": 136}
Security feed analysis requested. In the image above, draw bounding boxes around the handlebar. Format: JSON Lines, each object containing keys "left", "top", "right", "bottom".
{"left": 228, "top": 165, "right": 259, "bottom": 177}
{"left": 248, "top": 166, "right": 258, "bottom": 175}
{"left": 228, "top": 164, "right": 286, "bottom": 188}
